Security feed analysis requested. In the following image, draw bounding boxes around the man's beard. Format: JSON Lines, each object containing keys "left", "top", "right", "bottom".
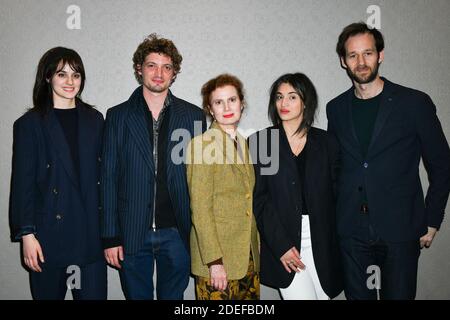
{"left": 347, "top": 62, "right": 380, "bottom": 84}
{"left": 145, "top": 83, "right": 169, "bottom": 93}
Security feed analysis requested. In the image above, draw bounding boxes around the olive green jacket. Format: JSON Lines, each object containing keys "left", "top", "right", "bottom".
{"left": 186, "top": 121, "right": 259, "bottom": 280}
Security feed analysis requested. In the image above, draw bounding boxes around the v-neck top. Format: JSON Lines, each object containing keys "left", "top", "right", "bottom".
{"left": 54, "top": 107, "right": 79, "bottom": 179}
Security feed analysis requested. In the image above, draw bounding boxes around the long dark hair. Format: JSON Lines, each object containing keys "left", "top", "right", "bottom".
{"left": 32, "top": 47, "right": 89, "bottom": 115}
{"left": 268, "top": 73, "right": 318, "bottom": 135}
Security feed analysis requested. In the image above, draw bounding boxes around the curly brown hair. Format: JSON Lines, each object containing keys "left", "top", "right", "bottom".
{"left": 200, "top": 74, "right": 245, "bottom": 119}
{"left": 132, "top": 33, "right": 183, "bottom": 84}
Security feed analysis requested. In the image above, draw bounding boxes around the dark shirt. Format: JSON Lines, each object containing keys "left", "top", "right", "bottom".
{"left": 140, "top": 92, "right": 177, "bottom": 229}
{"left": 294, "top": 140, "right": 309, "bottom": 215}
{"left": 54, "top": 107, "right": 79, "bottom": 179}
{"left": 352, "top": 91, "right": 382, "bottom": 209}
{"left": 352, "top": 92, "right": 382, "bottom": 158}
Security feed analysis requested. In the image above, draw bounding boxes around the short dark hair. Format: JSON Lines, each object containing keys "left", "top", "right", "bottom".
{"left": 201, "top": 74, "right": 245, "bottom": 119}
{"left": 268, "top": 73, "right": 318, "bottom": 135}
{"left": 132, "top": 33, "right": 182, "bottom": 84}
{"left": 32, "top": 47, "right": 88, "bottom": 115}
{"left": 336, "top": 22, "right": 384, "bottom": 58}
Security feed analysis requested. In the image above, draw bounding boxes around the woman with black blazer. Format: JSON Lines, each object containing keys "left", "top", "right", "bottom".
{"left": 9, "top": 47, "right": 107, "bottom": 299}
{"left": 251, "top": 73, "right": 343, "bottom": 299}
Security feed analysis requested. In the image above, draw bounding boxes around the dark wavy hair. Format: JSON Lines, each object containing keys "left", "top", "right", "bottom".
{"left": 133, "top": 33, "right": 183, "bottom": 84}
{"left": 32, "top": 47, "right": 88, "bottom": 115}
{"left": 336, "top": 22, "right": 384, "bottom": 58}
{"left": 268, "top": 73, "right": 318, "bottom": 135}
{"left": 200, "top": 73, "right": 245, "bottom": 119}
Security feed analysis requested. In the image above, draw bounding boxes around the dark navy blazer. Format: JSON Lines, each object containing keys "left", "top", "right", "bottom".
{"left": 326, "top": 78, "right": 450, "bottom": 242}
{"left": 100, "top": 87, "right": 206, "bottom": 255}
{"left": 9, "top": 103, "right": 105, "bottom": 267}
{"left": 252, "top": 126, "right": 343, "bottom": 298}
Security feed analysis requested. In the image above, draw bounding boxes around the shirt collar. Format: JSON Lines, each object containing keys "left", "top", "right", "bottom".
{"left": 140, "top": 89, "right": 173, "bottom": 115}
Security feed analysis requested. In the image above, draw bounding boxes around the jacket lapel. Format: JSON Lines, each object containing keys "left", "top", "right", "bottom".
{"left": 304, "top": 130, "right": 320, "bottom": 211}
{"left": 210, "top": 121, "right": 248, "bottom": 176}
{"left": 166, "top": 97, "right": 184, "bottom": 183}
{"left": 77, "top": 104, "right": 94, "bottom": 209}
{"left": 43, "top": 109, "right": 80, "bottom": 188}
{"left": 343, "top": 89, "right": 362, "bottom": 152}
{"left": 367, "top": 78, "right": 396, "bottom": 155}
{"left": 237, "top": 131, "right": 254, "bottom": 179}
{"left": 125, "top": 87, "right": 155, "bottom": 174}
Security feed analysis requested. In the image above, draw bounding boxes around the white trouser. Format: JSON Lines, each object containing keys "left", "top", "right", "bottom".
{"left": 279, "top": 215, "right": 329, "bottom": 300}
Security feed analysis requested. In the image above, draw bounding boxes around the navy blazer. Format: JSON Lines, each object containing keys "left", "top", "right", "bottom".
{"left": 9, "top": 103, "right": 105, "bottom": 267}
{"left": 326, "top": 78, "right": 450, "bottom": 242}
{"left": 251, "top": 126, "right": 343, "bottom": 298}
{"left": 100, "top": 87, "right": 206, "bottom": 255}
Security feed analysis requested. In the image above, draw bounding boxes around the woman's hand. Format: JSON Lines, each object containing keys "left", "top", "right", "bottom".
{"left": 280, "top": 246, "right": 305, "bottom": 273}
{"left": 22, "top": 234, "right": 45, "bottom": 272}
{"left": 209, "top": 264, "right": 228, "bottom": 291}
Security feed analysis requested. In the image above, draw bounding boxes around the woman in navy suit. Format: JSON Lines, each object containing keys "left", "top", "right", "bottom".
{"left": 9, "top": 47, "right": 107, "bottom": 300}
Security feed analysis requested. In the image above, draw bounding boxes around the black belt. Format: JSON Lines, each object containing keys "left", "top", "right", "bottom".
{"left": 360, "top": 204, "right": 369, "bottom": 214}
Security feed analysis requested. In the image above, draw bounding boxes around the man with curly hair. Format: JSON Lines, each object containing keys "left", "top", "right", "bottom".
{"left": 101, "top": 34, "right": 206, "bottom": 299}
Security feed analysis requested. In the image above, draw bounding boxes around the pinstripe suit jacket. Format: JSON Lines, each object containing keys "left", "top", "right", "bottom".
{"left": 101, "top": 86, "right": 206, "bottom": 254}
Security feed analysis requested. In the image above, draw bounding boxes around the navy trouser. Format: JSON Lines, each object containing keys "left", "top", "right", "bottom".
{"left": 119, "top": 227, "right": 190, "bottom": 300}
{"left": 30, "top": 260, "right": 107, "bottom": 300}
{"left": 339, "top": 223, "right": 420, "bottom": 300}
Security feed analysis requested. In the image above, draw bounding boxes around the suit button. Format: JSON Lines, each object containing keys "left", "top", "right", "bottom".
{"left": 97, "top": 181, "right": 101, "bottom": 185}
{"left": 363, "top": 162, "right": 369, "bottom": 169}
{"left": 46, "top": 163, "right": 51, "bottom": 169}
{"left": 52, "top": 188, "right": 58, "bottom": 195}
{"left": 98, "top": 157, "right": 101, "bottom": 162}
{"left": 245, "top": 193, "right": 250, "bottom": 199}
{"left": 98, "top": 206, "right": 102, "bottom": 211}
{"left": 55, "top": 214, "right": 62, "bottom": 220}
{"left": 292, "top": 181, "right": 296, "bottom": 185}
{"left": 246, "top": 210, "right": 250, "bottom": 216}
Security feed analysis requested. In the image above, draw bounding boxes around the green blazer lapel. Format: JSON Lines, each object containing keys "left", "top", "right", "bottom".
{"left": 209, "top": 121, "right": 247, "bottom": 176}
{"left": 237, "top": 131, "right": 254, "bottom": 182}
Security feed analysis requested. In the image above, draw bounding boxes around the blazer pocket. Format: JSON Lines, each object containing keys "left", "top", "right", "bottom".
{"left": 382, "top": 121, "right": 413, "bottom": 137}
{"left": 389, "top": 181, "right": 419, "bottom": 197}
